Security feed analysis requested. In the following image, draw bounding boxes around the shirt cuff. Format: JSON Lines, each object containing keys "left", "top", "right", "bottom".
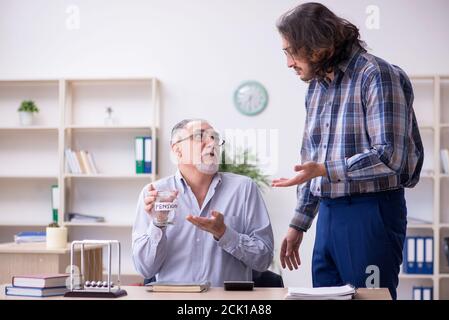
{"left": 325, "top": 159, "right": 347, "bottom": 183}
{"left": 289, "top": 223, "right": 308, "bottom": 233}
{"left": 217, "top": 225, "right": 240, "bottom": 252}
{"left": 147, "top": 221, "right": 166, "bottom": 244}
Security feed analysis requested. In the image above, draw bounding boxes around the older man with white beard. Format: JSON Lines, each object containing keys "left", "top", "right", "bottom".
{"left": 132, "top": 119, "right": 274, "bottom": 286}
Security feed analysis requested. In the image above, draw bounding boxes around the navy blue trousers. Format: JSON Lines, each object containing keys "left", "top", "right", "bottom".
{"left": 312, "top": 188, "right": 407, "bottom": 300}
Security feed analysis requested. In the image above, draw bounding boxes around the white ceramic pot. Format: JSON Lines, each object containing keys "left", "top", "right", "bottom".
{"left": 19, "top": 111, "right": 34, "bottom": 126}
{"left": 46, "top": 227, "right": 68, "bottom": 249}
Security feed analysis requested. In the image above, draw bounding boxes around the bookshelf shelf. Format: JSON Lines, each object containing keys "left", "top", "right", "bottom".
{"left": 64, "top": 173, "right": 154, "bottom": 179}
{"left": 64, "top": 222, "right": 133, "bottom": 227}
{"left": 0, "top": 126, "right": 58, "bottom": 131}
{"left": 65, "top": 125, "right": 154, "bottom": 131}
{"left": 407, "top": 224, "right": 434, "bottom": 229}
{"left": 0, "top": 175, "right": 58, "bottom": 179}
{"left": 399, "top": 274, "right": 435, "bottom": 280}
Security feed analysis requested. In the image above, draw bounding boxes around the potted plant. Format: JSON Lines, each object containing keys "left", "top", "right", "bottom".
{"left": 219, "top": 149, "right": 270, "bottom": 190}
{"left": 46, "top": 222, "right": 68, "bottom": 249}
{"left": 18, "top": 100, "right": 39, "bottom": 126}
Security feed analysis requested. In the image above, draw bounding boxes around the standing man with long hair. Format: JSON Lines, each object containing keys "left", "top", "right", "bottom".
{"left": 272, "top": 2, "right": 423, "bottom": 299}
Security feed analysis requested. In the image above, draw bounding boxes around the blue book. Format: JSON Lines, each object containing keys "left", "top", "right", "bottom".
{"left": 5, "top": 285, "right": 67, "bottom": 297}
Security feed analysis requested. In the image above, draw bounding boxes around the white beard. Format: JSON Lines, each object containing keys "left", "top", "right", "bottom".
{"left": 195, "top": 162, "right": 219, "bottom": 175}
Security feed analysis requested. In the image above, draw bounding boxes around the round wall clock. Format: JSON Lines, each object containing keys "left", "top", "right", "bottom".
{"left": 233, "top": 81, "right": 269, "bottom": 116}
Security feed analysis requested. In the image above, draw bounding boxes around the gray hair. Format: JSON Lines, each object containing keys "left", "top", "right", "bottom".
{"left": 170, "top": 118, "right": 209, "bottom": 145}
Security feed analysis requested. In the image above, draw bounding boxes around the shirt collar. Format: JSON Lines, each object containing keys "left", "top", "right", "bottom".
{"left": 336, "top": 45, "right": 364, "bottom": 77}
{"left": 175, "top": 169, "right": 222, "bottom": 194}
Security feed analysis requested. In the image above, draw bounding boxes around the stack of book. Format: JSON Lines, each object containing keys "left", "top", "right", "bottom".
{"left": 14, "top": 231, "right": 46, "bottom": 244}
{"left": 65, "top": 148, "right": 99, "bottom": 174}
{"left": 285, "top": 284, "right": 356, "bottom": 300}
{"left": 5, "top": 274, "right": 69, "bottom": 297}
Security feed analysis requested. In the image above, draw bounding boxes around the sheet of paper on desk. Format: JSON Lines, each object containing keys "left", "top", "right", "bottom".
{"left": 285, "top": 284, "right": 356, "bottom": 300}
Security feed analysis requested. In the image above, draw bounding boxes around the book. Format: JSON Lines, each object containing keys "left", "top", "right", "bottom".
{"left": 5, "top": 285, "right": 68, "bottom": 297}
{"left": 145, "top": 281, "right": 211, "bottom": 293}
{"left": 12, "top": 274, "right": 69, "bottom": 288}
{"left": 14, "top": 231, "right": 46, "bottom": 244}
{"left": 285, "top": 284, "right": 356, "bottom": 300}
{"left": 441, "top": 149, "right": 449, "bottom": 174}
{"left": 86, "top": 151, "right": 99, "bottom": 174}
{"left": 80, "top": 150, "right": 92, "bottom": 174}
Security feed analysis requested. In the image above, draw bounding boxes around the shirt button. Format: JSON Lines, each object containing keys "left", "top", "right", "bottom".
{"left": 323, "top": 145, "right": 327, "bottom": 149}
{"left": 337, "top": 179, "right": 341, "bottom": 182}
{"left": 326, "top": 123, "right": 329, "bottom": 127}
{"left": 317, "top": 187, "right": 321, "bottom": 192}
{"left": 196, "top": 238, "right": 200, "bottom": 242}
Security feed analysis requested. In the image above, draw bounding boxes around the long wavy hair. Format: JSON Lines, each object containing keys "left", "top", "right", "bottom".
{"left": 277, "top": 2, "right": 366, "bottom": 80}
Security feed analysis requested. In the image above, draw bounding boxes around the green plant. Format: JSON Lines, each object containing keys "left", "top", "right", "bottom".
{"left": 18, "top": 100, "right": 39, "bottom": 113}
{"left": 219, "top": 149, "right": 270, "bottom": 189}
{"left": 47, "top": 222, "right": 60, "bottom": 228}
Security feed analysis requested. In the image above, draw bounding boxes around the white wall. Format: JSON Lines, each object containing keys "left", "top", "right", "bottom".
{"left": 1, "top": 0, "right": 449, "bottom": 287}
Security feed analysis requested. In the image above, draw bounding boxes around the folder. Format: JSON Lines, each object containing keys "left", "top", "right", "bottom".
{"left": 135, "top": 137, "right": 144, "bottom": 174}
{"left": 416, "top": 237, "right": 424, "bottom": 273}
{"left": 412, "top": 286, "right": 422, "bottom": 300}
{"left": 51, "top": 185, "right": 59, "bottom": 223}
{"left": 403, "top": 236, "right": 416, "bottom": 273}
{"left": 144, "top": 137, "right": 152, "bottom": 174}
{"left": 422, "top": 287, "right": 433, "bottom": 300}
{"left": 424, "top": 237, "right": 434, "bottom": 274}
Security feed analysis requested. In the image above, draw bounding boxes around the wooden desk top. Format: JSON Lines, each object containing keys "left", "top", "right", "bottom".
{"left": 0, "top": 285, "right": 391, "bottom": 300}
{"left": 0, "top": 242, "right": 103, "bottom": 254}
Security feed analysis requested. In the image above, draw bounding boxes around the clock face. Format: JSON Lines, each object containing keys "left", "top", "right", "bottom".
{"left": 234, "top": 81, "right": 268, "bottom": 116}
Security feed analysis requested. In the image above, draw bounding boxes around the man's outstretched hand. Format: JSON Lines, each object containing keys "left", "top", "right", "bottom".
{"left": 271, "top": 161, "right": 327, "bottom": 187}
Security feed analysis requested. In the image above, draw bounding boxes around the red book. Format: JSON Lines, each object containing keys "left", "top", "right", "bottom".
{"left": 12, "top": 274, "right": 69, "bottom": 288}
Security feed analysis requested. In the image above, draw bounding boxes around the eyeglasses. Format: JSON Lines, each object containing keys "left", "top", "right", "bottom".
{"left": 172, "top": 130, "right": 225, "bottom": 146}
{"left": 283, "top": 46, "right": 298, "bottom": 60}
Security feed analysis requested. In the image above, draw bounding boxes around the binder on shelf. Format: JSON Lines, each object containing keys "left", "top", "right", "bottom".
{"left": 424, "top": 237, "right": 434, "bottom": 274}
{"left": 403, "top": 236, "right": 416, "bottom": 273}
{"left": 416, "top": 237, "right": 424, "bottom": 272}
{"left": 144, "top": 137, "right": 152, "bottom": 174}
{"left": 135, "top": 137, "right": 145, "bottom": 174}
{"left": 403, "top": 236, "right": 434, "bottom": 274}
{"left": 51, "top": 185, "right": 59, "bottom": 223}
{"left": 413, "top": 286, "right": 433, "bottom": 300}
{"left": 412, "top": 286, "right": 422, "bottom": 300}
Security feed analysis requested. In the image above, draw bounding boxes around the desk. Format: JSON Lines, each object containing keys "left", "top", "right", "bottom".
{"left": 0, "top": 286, "right": 391, "bottom": 300}
{"left": 0, "top": 242, "right": 103, "bottom": 284}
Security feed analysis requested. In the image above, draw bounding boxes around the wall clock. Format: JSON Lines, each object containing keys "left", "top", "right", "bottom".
{"left": 233, "top": 81, "right": 268, "bottom": 116}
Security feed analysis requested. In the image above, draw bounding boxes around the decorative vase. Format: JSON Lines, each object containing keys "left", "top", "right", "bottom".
{"left": 18, "top": 111, "right": 34, "bottom": 126}
{"left": 46, "top": 227, "right": 68, "bottom": 249}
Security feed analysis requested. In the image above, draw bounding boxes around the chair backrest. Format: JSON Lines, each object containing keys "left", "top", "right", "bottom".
{"left": 252, "top": 270, "right": 284, "bottom": 288}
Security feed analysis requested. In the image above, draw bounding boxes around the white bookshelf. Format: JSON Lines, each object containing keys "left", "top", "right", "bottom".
{"left": 0, "top": 77, "right": 160, "bottom": 277}
{"left": 397, "top": 75, "right": 449, "bottom": 300}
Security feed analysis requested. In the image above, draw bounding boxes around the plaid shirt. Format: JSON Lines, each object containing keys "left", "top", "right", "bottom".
{"left": 290, "top": 46, "right": 424, "bottom": 232}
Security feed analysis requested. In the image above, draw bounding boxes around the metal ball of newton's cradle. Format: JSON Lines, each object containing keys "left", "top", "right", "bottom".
{"left": 64, "top": 240, "right": 127, "bottom": 298}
